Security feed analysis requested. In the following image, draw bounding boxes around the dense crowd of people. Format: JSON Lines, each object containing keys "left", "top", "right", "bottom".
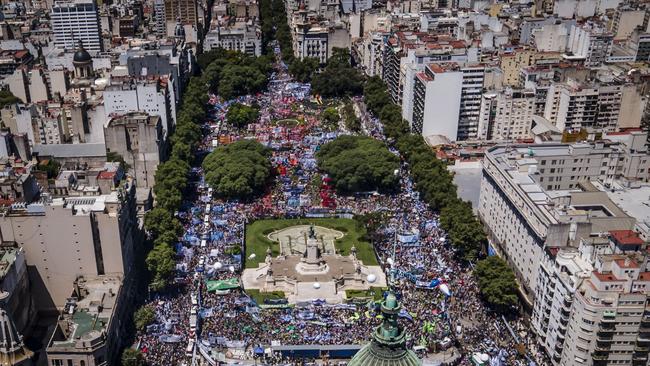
{"left": 135, "top": 45, "right": 542, "bottom": 366}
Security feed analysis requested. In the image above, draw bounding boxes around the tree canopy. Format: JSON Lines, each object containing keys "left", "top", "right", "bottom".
{"left": 121, "top": 348, "right": 145, "bottom": 366}
{"left": 289, "top": 57, "right": 319, "bottom": 82}
{"left": 260, "top": 0, "right": 293, "bottom": 62}
{"left": 203, "top": 139, "right": 272, "bottom": 199}
{"left": 311, "top": 49, "right": 363, "bottom": 98}
{"left": 133, "top": 305, "right": 156, "bottom": 331}
{"left": 440, "top": 199, "right": 486, "bottom": 262}
{"left": 322, "top": 107, "right": 339, "bottom": 125}
{"left": 474, "top": 256, "right": 519, "bottom": 312}
{"left": 317, "top": 135, "right": 399, "bottom": 194}
{"left": 0, "top": 90, "right": 20, "bottom": 107}
{"left": 227, "top": 103, "right": 260, "bottom": 128}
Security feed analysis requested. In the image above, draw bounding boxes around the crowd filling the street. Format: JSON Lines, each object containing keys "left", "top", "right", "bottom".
{"left": 134, "top": 44, "right": 542, "bottom": 366}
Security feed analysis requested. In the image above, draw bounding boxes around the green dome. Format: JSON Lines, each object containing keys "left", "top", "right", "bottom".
{"left": 348, "top": 292, "right": 422, "bottom": 366}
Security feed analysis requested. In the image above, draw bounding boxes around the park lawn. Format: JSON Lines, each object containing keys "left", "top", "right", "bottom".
{"left": 345, "top": 287, "right": 387, "bottom": 301}
{"left": 246, "top": 289, "right": 286, "bottom": 304}
{"left": 245, "top": 217, "right": 378, "bottom": 268}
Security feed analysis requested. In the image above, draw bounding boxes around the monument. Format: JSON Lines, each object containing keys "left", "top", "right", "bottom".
{"left": 242, "top": 225, "right": 386, "bottom": 304}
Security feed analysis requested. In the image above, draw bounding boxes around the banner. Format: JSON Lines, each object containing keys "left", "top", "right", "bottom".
{"left": 206, "top": 278, "right": 239, "bottom": 292}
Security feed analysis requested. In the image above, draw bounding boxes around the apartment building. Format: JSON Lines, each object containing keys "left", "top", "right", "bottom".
{"left": 566, "top": 23, "right": 613, "bottom": 67}
{"left": 562, "top": 254, "right": 650, "bottom": 366}
{"left": 479, "top": 135, "right": 650, "bottom": 298}
{"left": 50, "top": 0, "right": 102, "bottom": 52}
{"left": 457, "top": 65, "right": 485, "bottom": 140}
{"left": 544, "top": 81, "right": 622, "bottom": 133}
{"left": 0, "top": 182, "right": 139, "bottom": 311}
{"left": 204, "top": 23, "right": 262, "bottom": 56}
{"left": 104, "top": 112, "right": 166, "bottom": 188}
{"left": 533, "top": 247, "right": 592, "bottom": 363}
{"left": 478, "top": 88, "right": 536, "bottom": 141}
{"left": 163, "top": 0, "right": 198, "bottom": 34}
{"left": 412, "top": 63, "right": 463, "bottom": 140}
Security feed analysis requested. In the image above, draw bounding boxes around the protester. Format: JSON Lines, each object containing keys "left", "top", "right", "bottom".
{"left": 135, "top": 42, "right": 543, "bottom": 366}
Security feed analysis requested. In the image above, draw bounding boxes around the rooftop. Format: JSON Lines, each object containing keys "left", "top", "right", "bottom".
{"left": 48, "top": 275, "right": 122, "bottom": 350}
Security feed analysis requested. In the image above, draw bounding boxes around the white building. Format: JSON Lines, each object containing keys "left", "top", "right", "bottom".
{"left": 566, "top": 23, "right": 613, "bottom": 67}
{"left": 411, "top": 63, "right": 463, "bottom": 141}
{"left": 479, "top": 136, "right": 649, "bottom": 299}
{"left": 531, "top": 23, "right": 571, "bottom": 52}
{"left": 204, "top": 23, "right": 262, "bottom": 56}
{"left": 50, "top": 0, "right": 102, "bottom": 52}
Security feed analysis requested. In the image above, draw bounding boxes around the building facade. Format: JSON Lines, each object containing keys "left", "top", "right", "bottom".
{"left": 51, "top": 0, "right": 102, "bottom": 52}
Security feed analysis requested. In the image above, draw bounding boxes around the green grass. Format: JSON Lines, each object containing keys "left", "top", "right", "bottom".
{"left": 245, "top": 218, "right": 377, "bottom": 268}
{"left": 345, "top": 287, "right": 386, "bottom": 301}
{"left": 246, "top": 289, "right": 286, "bottom": 304}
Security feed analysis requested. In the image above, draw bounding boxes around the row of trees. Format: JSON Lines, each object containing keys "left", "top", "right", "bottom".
{"left": 363, "top": 76, "right": 518, "bottom": 310}
{"left": 317, "top": 135, "right": 400, "bottom": 194}
{"left": 203, "top": 139, "right": 272, "bottom": 199}
{"left": 260, "top": 0, "right": 294, "bottom": 62}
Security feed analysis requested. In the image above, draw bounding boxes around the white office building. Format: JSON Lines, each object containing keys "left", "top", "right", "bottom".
{"left": 50, "top": 0, "right": 102, "bottom": 52}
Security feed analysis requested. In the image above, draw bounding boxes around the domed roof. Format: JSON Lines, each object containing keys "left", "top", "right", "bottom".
{"left": 73, "top": 41, "right": 92, "bottom": 64}
{"left": 348, "top": 292, "right": 422, "bottom": 366}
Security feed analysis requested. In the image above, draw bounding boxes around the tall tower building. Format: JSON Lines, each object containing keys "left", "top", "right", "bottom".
{"left": 50, "top": 0, "right": 102, "bottom": 52}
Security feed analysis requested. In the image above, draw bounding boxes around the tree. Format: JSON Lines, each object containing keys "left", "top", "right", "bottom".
{"left": 133, "top": 305, "right": 156, "bottom": 331}
{"left": 312, "top": 48, "right": 363, "bottom": 98}
{"left": 202, "top": 139, "right": 272, "bottom": 199}
{"left": 440, "top": 199, "right": 486, "bottom": 262}
{"left": 341, "top": 102, "right": 361, "bottom": 132}
{"left": 144, "top": 208, "right": 182, "bottom": 239}
{"left": 474, "top": 256, "right": 519, "bottom": 312}
{"left": 227, "top": 103, "right": 260, "bottom": 128}
{"left": 146, "top": 243, "right": 176, "bottom": 290}
{"left": 317, "top": 136, "right": 399, "bottom": 193}
{"left": 37, "top": 159, "right": 61, "bottom": 179}
{"left": 289, "top": 58, "right": 319, "bottom": 82}
{"left": 121, "top": 348, "right": 145, "bottom": 366}
{"left": 0, "top": 90, "right": 20, "bottom": 107}
{"left": 218, "top": 64, "right": 268, "bottom": 100}
{"left": 322, "top": 107, "right": 340, "bottom": 126}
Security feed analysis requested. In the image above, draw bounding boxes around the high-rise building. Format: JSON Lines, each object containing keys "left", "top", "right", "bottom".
{"left": 478, "top": 88, "right": 537, "bottom": 141}
{"left": 50, "top": 0, "right": 102, "bottom": 52}
{"left": 544, "top": 81, "right": 622, "bottom": 133}
{"left": 566, "top": 23, "right": 613, "bottom": 67}
{"left": 153, "top": 0, "right": 166, "bottom": 36}
{"left": 412, "top": 63, "right": 463, "bottom": 141}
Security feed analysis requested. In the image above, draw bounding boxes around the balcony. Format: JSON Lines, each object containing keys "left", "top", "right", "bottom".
{"left": 598, "top": 323, "right": 616, "bottom": 333}
{"left": 592, "top": 353, "right": 608, "bottom": 361}
{"left": 634, "top": 345, "right": 650, "bottom": 353}
{"left": 597, "top": 335, "right": 613, "bottom": 342}
{"left": 633, "top": 353, "right": 649, "bottom": 361}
